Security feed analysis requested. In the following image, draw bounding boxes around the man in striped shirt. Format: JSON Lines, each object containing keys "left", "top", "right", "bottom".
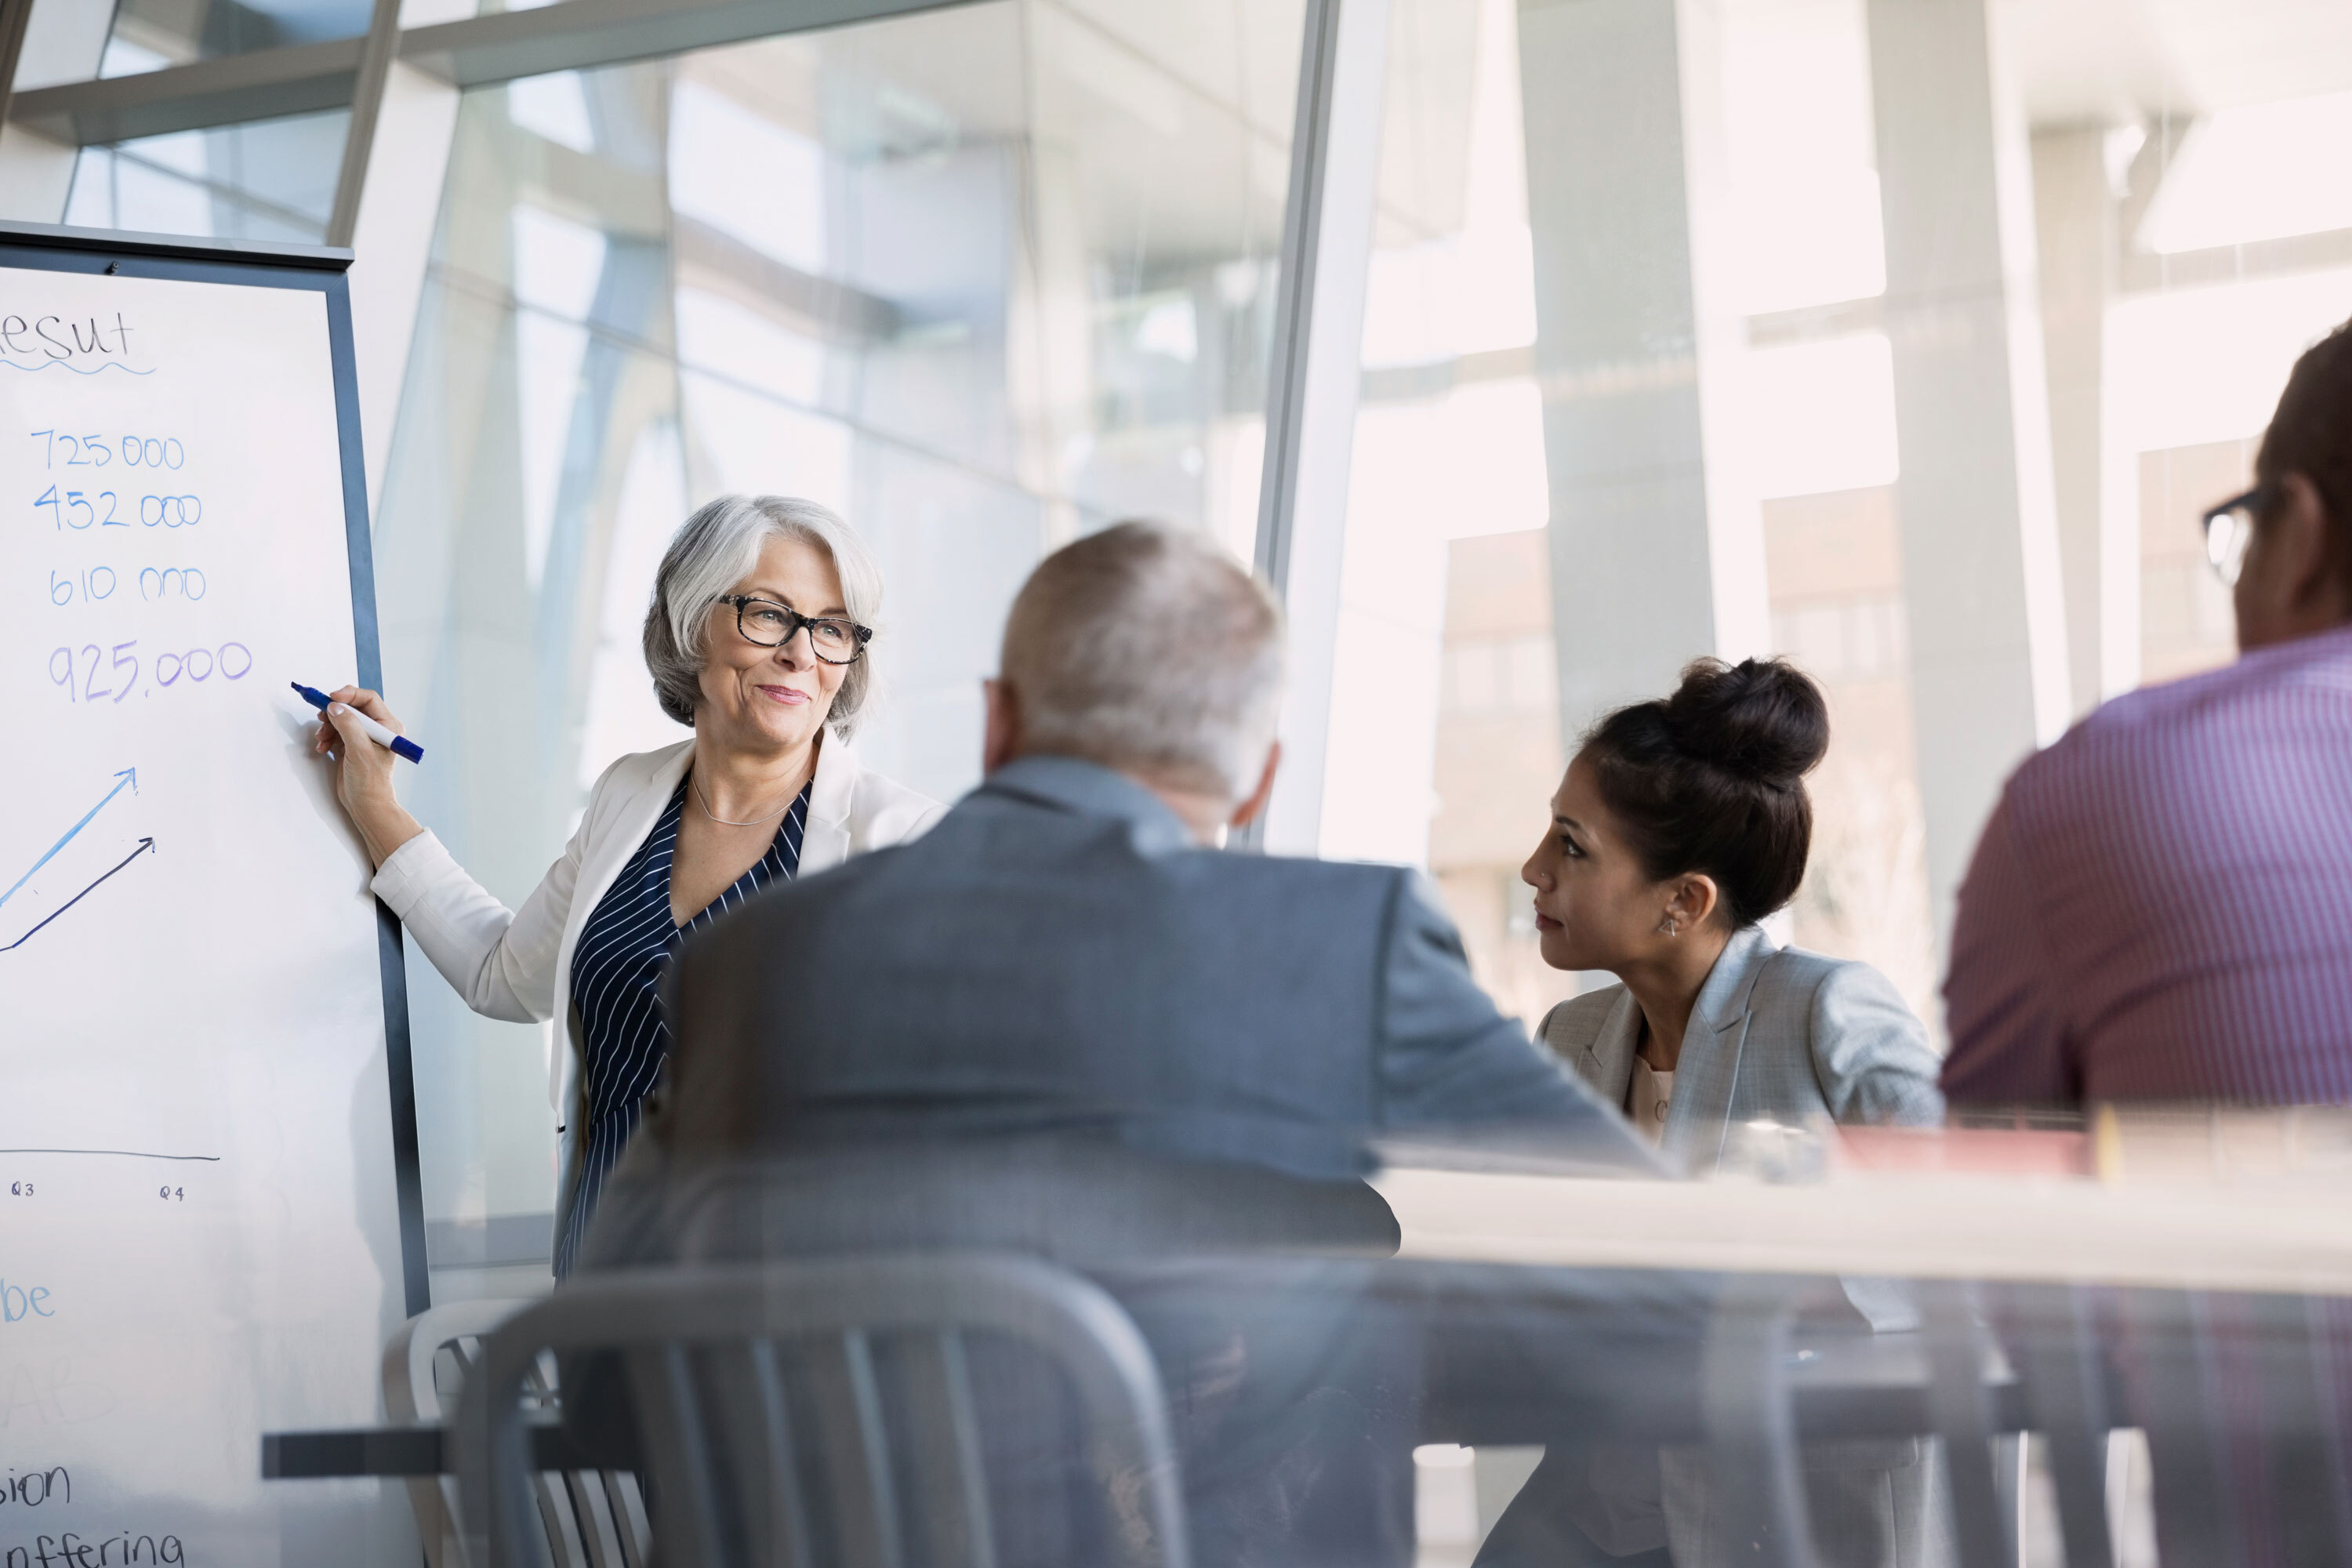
{"left": 1943, "top": 318, "right": 2352, "bottom": 1105}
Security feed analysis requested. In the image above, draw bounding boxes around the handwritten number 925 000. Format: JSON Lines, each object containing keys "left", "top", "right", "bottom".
{"left": 49, "top": 640, "right": 252, "bottom": 704}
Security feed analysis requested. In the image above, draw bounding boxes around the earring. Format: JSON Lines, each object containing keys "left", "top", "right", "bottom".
{"left": 1657, "top": 916, "right": 1679, "bottom": 937}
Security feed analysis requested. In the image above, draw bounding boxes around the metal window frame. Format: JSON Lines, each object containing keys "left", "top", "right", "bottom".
{"left": 5, "top": 0, "right": 978, "bottom": 147}
{"left": 1253, "top": 0, "right": 1348, "bottom": 604}
{"left": 1240, "top": 0, "right": 1385, "bottom": 855}
{"left": 7, "top": 0, "right": 1372, "bottom": 852}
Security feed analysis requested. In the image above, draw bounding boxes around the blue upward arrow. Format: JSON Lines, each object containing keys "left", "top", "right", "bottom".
{"left": 0, "top": 768, "right": 137, "bottom": 912}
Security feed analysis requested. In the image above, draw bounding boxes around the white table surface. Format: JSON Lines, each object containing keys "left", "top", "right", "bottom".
{"left": 1373, "top": 1167, "right": 2352, "bottom": 1296}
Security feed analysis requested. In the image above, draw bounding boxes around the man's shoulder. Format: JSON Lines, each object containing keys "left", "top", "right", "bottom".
{"left": 2005, "top": 630, "right": 2352, "bottom": 815}
{"left": 730, "top": 796, "right": 1416, "bottom": 917}
{"left": 1120, "top": 846, "right": 1420, "bottom": 935}
{"left": 1217, "top": 849, "right": 1417, "bottom": 893}
{"left": 2054, "top": 627, "right": 2352, "bottom": 754}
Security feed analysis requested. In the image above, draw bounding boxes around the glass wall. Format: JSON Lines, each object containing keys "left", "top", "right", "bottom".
{"left": 64, "top": 111, "right": 350, "bottom": 241}
{"left": 34, "top": 0, "right": 2350, "bottom": 1292}
{"left": 97, "top": 0, "right": 375, "bottom": 71}
{"left": 368, "top": 0, "right": 1302, "bottom": 1285}
{"left": 56, "top": 0, "right": 374, "bottom": 243}
{"left": 1334, "top": 0, "right": 2352, "bottom": 1043}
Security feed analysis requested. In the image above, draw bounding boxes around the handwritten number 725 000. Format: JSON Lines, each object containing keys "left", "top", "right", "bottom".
{"left": 29, "top": 431, "right": 187, "bottom": 469}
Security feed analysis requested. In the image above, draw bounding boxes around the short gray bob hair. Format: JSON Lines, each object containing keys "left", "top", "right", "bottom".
{"left": 642, "top": 495, "right": 884, "bottom": 735}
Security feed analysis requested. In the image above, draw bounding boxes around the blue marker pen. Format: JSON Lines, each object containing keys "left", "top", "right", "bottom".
{"left": 292, "top": 682, "right": 425, "bottom": 764}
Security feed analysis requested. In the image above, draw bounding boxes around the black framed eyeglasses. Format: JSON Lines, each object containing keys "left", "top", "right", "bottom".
{"left": 719, "top": 595, "right": 873, "bottom": 664}
{"left": 2201, "top": 486, "right": 2266, "bottom": 588}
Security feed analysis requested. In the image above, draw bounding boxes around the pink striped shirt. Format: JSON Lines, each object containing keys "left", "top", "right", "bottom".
{"left": 1943, "top": 623, "right": 2352, "bottom": 1105}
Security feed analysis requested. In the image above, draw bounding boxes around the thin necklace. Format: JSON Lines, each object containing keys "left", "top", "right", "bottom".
{"left": 692, "top": 771, "right": 797, "bottom": 827}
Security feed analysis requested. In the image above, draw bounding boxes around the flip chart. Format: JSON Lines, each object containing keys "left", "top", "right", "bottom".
{"left": 0, "top": 228, "right": 419, "bottom": 1567}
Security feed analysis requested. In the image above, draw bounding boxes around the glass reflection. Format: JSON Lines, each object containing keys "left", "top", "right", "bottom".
{"left": 63, "top": 111, "right": 350, "bottom": 243}
{"left": 98, "top": 0, "right": 376, "bottom": 74}
{"left": 370, "top": 0, "right": 1303, "bottom": 1290}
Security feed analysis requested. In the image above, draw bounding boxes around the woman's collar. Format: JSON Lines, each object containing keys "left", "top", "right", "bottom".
{"left": 808, "top": 727, "right": 860, "bottom": 828}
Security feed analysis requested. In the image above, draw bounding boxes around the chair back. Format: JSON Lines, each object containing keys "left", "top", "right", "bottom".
{"left": 452, "top": 1252, "right": 1192, "bottom": 1568}
{"left": 1707, "top": 1276, "right": 2352, "bottom": 1568}
{"left": 385, "top": 1298, "right": 652, "bottom": 1568}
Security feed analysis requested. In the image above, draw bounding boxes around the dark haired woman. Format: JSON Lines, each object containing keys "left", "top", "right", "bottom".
{"left": 1484, "top": 657, "right": 1947, "bottom": 1568}
{"left": 1522, "top": 655, "right": 1940, "bottom": 1156}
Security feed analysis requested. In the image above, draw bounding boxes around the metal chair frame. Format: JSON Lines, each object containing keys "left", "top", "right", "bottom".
{"left": 451, "top": 1253, "right": 1192, "bottom": 1568}
{"left": 385, "top": 1298, "right": 654, "bottom": 1568}
{"left": 1705, "top": 1276, "right": 2352, "bottom": 1568}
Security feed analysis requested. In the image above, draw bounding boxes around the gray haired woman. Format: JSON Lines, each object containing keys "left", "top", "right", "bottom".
{"left": 313, "top": 496, "right": 942, "bottom": 1275}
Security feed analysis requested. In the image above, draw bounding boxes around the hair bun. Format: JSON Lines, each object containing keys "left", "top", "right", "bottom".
{"left": 1661, "top": 657, "right": 1828, "bottom": 786}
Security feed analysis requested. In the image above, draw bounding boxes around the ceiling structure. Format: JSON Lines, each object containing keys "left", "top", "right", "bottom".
{"left": 2005, "top": 0, "right": 2352, "bottom": 127}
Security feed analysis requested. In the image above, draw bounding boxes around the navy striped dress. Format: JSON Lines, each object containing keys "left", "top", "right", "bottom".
{"left": 555, "top": 776, "right": 811, "bottom": 1277}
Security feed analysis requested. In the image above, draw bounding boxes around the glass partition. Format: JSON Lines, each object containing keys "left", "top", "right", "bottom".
{"left": 1329, "top": 0, "right": 2352, "bottom": 1047}
{"left": 63, "top": 111, "right": 350, "bottom": 241}
{"left": 96, "top": 0, "right": 375, "bottom": 74}
{"left": 369, "top": 0, "right": 1301, "bottom": 1288}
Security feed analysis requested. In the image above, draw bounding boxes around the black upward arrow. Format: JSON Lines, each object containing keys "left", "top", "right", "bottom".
{"left": 0, "top": 837, "right": 155, "bottom": 953}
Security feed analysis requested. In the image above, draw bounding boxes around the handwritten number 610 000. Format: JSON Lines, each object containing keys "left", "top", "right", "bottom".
{"left": 49, "top": 640, "right": 252, "bottom": 704}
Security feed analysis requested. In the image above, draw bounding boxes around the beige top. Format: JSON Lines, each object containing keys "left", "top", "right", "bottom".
{"left": 1628, "top": 1058, "right": 1675, "bottom": 1144}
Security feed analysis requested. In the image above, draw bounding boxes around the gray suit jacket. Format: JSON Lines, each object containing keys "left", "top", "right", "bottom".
{"left": 1538, "top": 925, "right": 1945, "bottom": 1175}
{"left": 584, "top": 755, "right": 1661, "bottom": 1273}
{"left": 1537, "top": 929, "right": 1955, "bottom": 1564}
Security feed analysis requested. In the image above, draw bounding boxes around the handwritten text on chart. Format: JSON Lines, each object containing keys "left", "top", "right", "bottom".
{"left": 5, "top": 1536, "right": 186, "bottom": 1568}
{"left": 0, "top": 1284, "right": 54, "bottom": 1323}
{"left": 1, "top": 1468, "right": 67, "bottom": 1507}
{"left": 27, "top": 435, "right": 183, "bottom": 471}
{"left": 46, "top": 569, "right": 209, "bottom": 606}
{"left": 34, "top": 493, "right": 202, "bottom": 531}
{"left": 0, "top": 1356, "right": 116, "bottom": 1427}
{"left": 47, "top": 643, "right": 251, "bottom": 705}
{"left": 0, "top": 314, "right": 138, "bottom": 371}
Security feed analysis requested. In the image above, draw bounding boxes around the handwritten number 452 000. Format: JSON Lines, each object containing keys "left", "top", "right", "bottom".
{"left": 36, "top": 488, "right": 201, "bottom": 528}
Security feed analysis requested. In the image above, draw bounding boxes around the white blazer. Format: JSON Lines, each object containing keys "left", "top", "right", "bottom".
{"left": 370, "top": 734, "right": 944, "bottom": 1243}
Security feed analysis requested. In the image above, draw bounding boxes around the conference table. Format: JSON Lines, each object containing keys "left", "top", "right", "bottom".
{"left": 263, "top": 1283, "right": 2014, "bottom": 1480}
{"left": 1374, "top": 1150, "right": 2352, "bottom": 1295}
{"left": 264, "top": 1118, "right": 2352, "bottom": 1483}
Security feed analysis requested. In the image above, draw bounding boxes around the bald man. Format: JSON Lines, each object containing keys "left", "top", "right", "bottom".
{"left": 567, "top": 521, "right": 1667, "bottom": 1566}
{"left": 604, "top": 518, "right": 1652, "bottom": 1261}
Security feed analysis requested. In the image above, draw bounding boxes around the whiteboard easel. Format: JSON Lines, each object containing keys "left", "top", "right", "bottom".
{"left": 0, "top": 221, "right": 425, "bottom": 1565}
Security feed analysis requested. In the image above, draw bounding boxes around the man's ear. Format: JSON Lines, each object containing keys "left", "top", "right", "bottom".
{"left": 982, "top": 679, "right": 1022, "bottom": 775}
{"left": 1229, "top": 740, "right": 1283, "bottom": 829}
{"left": 2275, "top": 472, "right": 2343, "bottom": 612}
